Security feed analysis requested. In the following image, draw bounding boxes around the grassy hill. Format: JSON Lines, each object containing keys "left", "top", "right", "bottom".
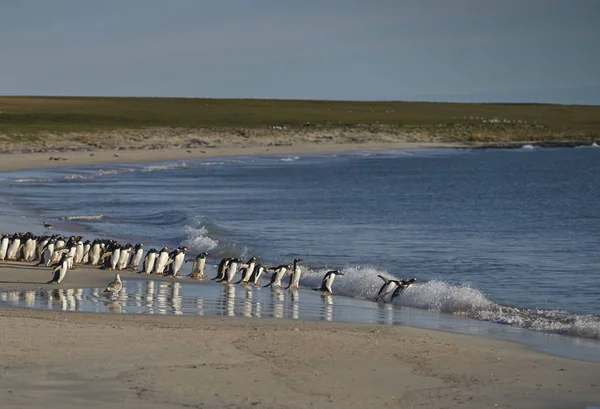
{"left": 1, "top": 96, "right": 599, "bottom": 145}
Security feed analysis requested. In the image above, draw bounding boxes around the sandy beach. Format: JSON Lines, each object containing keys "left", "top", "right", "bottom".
{"left": 0, "top": 262, "right": 598, "bottom": 409}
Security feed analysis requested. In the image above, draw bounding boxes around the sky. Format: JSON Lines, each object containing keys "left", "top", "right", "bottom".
{"left": 1, "top": 0, "right": 599, "bottom": 104}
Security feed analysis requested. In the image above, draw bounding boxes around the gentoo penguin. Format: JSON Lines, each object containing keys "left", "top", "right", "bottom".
{"left": 117, "top": 244, "right": 132, "bottom": 270}
{"left": 66, "top": 239, "right": 77, "bottom": 269}
{"left": 81, "top": 240, "right": 91, "bottom": 264}
{"left": 109, "top": 245, "right": 122, "bottom": 271}
{"left": 6, "top": 233, "right": 22, "bottom": 261}
{"left": 166, "top": 246, "right": 187, "bottom": 277}
{"left": 233, "top": 257, "right": 259, "bottom": 284}
{"left": 285, "top": 258, "right": 303, "bottom": 290}
{"left": 153, "top": 247, "right": 172, "bottom": 275}
{"left": 89, "top": 239, "right": 103, "bottom": 266}
{"left": 142, "top": 248, "right": 158, "bottom": 274}
{"left": 104, "top": 273, "right": 123, "bottom": 294}
{"left": 373, "top": 275, "right": 402, "bottom": 303}
{"left": 21, "top": 233, "right": 37, "bottom": 262}
{"left": 73, "top": 238, "right": 85, "bottom": 264}
{"left": 212, "top": 258, "right": 232, "bottom": 281}
{"left": 36, "top": 235, "right": 51, "bottom": 262}
{"left": 36, "top": 238, "right": 56, "bottom": 267}
{"left": 390, "top": 278, "right": 419, "bottom": 302}
{"left": 0, "top": 233, "right": 9, "bottom": 261}
{"left": 221, "top": 257, "right": 241, "bottom": 283}
{"left": 186, "top": 252, "right": 210, "bottom": 279}
{"left": 128, "top": 243, "right": 145, "bottom": 271}
{"left": 263, "top": 264, "right": 291, "bottom": 288}
{"left": 313, "top": 270, "right": 345, "bottom": 295}
{"left": 248, "top": 264, "right": 269, "bottom": 287}
{"left": 47, "top": 254, "right": 72, "bottom": 284}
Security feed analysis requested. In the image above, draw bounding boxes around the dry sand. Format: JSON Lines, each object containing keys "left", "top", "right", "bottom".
{"left": 0, "top": 262, "right": 599, "bottom": 408}
{"left": 0, "top": 141, "right": 464, "bottom": 173}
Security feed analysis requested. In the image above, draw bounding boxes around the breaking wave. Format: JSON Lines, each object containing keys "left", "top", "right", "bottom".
{"left": 13, "top": 178, "right": 53, "bottom": 183}
{"left": 298, "top": 266, "right": 600, "bottom": 340}
{"left": 61, "top": 215, "right": 105, "bottom": 221}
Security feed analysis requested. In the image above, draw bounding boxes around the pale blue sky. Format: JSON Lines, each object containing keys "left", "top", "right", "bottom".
{"left": 1, "top": 0, "right": 599, "bottom": 104}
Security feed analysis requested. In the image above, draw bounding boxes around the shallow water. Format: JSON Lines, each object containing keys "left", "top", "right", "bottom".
{"left": 1, "top": 146, "right": 599, "bottom": 356}
{"left": 2, "top": 278, "right": 599, "bottom": 363}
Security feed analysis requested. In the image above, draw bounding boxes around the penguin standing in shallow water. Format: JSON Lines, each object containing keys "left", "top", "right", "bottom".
{"left": 128, "top": 243, "right": 145, "bottom": 271}
{"left": 313, "top": 270, "right": 345, "bottom": 295}
{"left": 186, "top": 252, "right": 210, "bottom": 279}
{"left": 249, "top": 264, "right": 269, "bottom": 287}
{"left": 166, "top": 246, "right": 187, "bottom": 277}
{"left": 213, "top": 258, "right": 232, "bottom": 281}
{"left": 263, "top": 264, "right": 291, "bottom": 288}
{"left": 234, "top": 257, "right": 258, "bottom": 284}
{"left": 285, "top": 258, "right": 303, "bottom": 290}
{"left": 153, "top": 247, "right": 172, "bottom": 275}
{"left": 221, "top": 258, "right": 241, "bottom": 283}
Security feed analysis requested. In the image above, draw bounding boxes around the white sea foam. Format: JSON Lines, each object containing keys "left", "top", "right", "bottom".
{"left": 521, "top": 144, "right": 535, "bottom": 150}
{"left": 61, "top": 215, "right": 105, "bottom": 221}
{"left": 64, "top": 174, "right": 93, "bottom": 180}
{"left": 142, "top": 162, "right": 187, "bottom": 172}
{"left": 181, "top": 225, "right": 219, "bottom": 252}
{"left": 280, "top": 156, "right": 299, "bottom": 162}
{"left": 299, "top": 266, "right": 600, "bottom": 340}
{"left": 14, "top": 178, "right": 52, "bottom": 183}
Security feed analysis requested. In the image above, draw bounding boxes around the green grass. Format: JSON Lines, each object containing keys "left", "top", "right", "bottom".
{"left": 1, "top": 96, "right": 599, "bottom": 138}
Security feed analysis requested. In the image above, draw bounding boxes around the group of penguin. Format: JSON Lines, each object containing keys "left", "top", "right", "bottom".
{"left": 1, "top": 230, "right": 418, "bottom": 301}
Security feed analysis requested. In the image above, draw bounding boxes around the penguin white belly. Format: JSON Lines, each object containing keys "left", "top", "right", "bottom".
{"left": 43, "top": 244, "right": 55, "bottom": 266}
{"left": 117, "top": 250, "right": 130, "bottom": 270}
{"left": 90, "top": 245, "right": 101, "bottom": 265}
{"left": 6, "top": 239, "right": 20, "bottom": 260}
{"left": 131, "top": 249, "right": 144, "bottom": 269}
{"left": 325, "top": 274, "right": 336, "bottom": 293}
{"left": 24, "top": 240, "right": 36, "bottom": 261}
{"left": 173, "top": 254, "right": 185, "bottom": 276}
{"left": 0, "top": 238, "right": 9, "bottom": 260}
{"left": 226, "top": 262, "right": 238, "bottom": 283}
{"left": 290, "top": 267, "right": 302, "bottom": 288}
{"left": 273, "top": 268, "right": 287, "bottom": 287}
{"left": 111, "top": 249, "right": 121, "bottom": 270}
{"left": 67, "top": 247, "right": 77, "bottom": 269}
{"left": 144, "top": 254, "right": 157, "bottom": 274}
{"left": 242, "top": 263, "right": 255, "bottom": 282}
{"left": 155, "top": 253, "right": 169, "bottom": 274}
{"left": 74, "top": 244, "right": 84, "bottom": 264}
{"left": 58, "top": 263, "right": 69, "bottom": 283}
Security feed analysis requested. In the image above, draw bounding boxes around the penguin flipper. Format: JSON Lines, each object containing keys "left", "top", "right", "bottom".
{"left": 377, "top": 274, "right": 389, "bottom": 283}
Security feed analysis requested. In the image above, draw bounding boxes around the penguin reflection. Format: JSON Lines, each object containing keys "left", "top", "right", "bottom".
{"left": 172, "top": 282, "right": 182, "bottom": 315}
{"left": 242, "top": 286, "right": 253, "bottom": 318}
{"left": 290, "top": 289, "right": 300, "bottom": 320}
{"left": 321, "top": 293, "right": 333, "bottom": 322}
{"left": 226, "top": 284, "right": 236, "bottom": 317}
{"left": 271, "top": 288, "right": 285, "bottom": 319}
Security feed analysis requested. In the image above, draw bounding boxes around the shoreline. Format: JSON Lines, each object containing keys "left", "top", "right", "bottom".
{"left": 1, "top": 139, "right": 598, "bottom": 173}
{"left": 0, "top": 262, "right": 599, "bottom": 408}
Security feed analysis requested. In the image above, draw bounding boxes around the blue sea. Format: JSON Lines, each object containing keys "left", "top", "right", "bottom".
{"left": 1, "top": 145, "right": 599, "bottom": 360}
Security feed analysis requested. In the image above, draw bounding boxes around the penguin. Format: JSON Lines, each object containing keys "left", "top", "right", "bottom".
{"left": 47, "top": 254, "right": 72, "bottom": 284}
{"left": 110, "top": 245, "right": 122, "bottom": 271}
{"left": 74, "top": 238, "right": 85, "bottom": 264}
{"left": 52, "top": 236, "right": 66, "bottom": 263}
{"left": 36, "top": 235, "right": 51, "bottom": 262}
{"left": 153, "top": 247, "right": 172, "bottom": 275}
{"left": 373, "top": 275, "right": 402, "bottom": 303}
{"left": 21, "top": 232, "right": 37, "bottom": 262}
{"left": 66, "top": 240, "right": 77, "bottom": 269}
{"left": 263, "top": 264, "right": 291, "bottom": 288}
{"left": 186, "top": 252, "right": 210, "bottom": 279}
{"left": 221, "top": 257, "right": 241, "bottom": 283}
{"left": 285, "top": 258, "right": 303, "bottom": 290}
{"left": 233, "top": 257, "right": 258, "bottom": 284}
{"left": 0, "top": 233, "right": 9, "bottom": 261}
{"left": 128, "top": 243, "right": 145, "bottom": 271}
{"left": 166, "top": 246, "right": 187, "bottom": 277}
{"left": 104, "top": 273, "right": 123, "bottom": 294}
{"left": 6, "top": 233, "right": 22, "bottom": 261}
{"left": 212, "top": 258, "right": 232, "bottom": 281}
{"left": 36, "top": 238, "right": 56, "bottom": 267}
{"left": 313, "top": 270, "right": 345, "bottom": 295}
{"left": 390, "top": 278, "right": 419, "bottom": 302}
{"left": 82, "top": 240, "right": 91, "bottom": 264}
{"left": 142, "top": 248, "right": 158, "bottom": 274}
{"left": 89, "top": 239, "right": 103, "bottom": 266}
{"left": 249, "top": 264, "right": 269, "bottom": 287}
{"left": 117, "top": 244, "right": 132, "bottom": 270}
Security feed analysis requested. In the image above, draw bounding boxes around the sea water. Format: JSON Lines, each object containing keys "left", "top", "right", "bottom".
{"left": 0, "top": 146, "right": 599, "bottom": 359}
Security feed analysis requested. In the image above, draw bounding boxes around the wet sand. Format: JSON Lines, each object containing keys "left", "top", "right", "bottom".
{"left": 0, "top": 262, "right": 599, "bottom": 408}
